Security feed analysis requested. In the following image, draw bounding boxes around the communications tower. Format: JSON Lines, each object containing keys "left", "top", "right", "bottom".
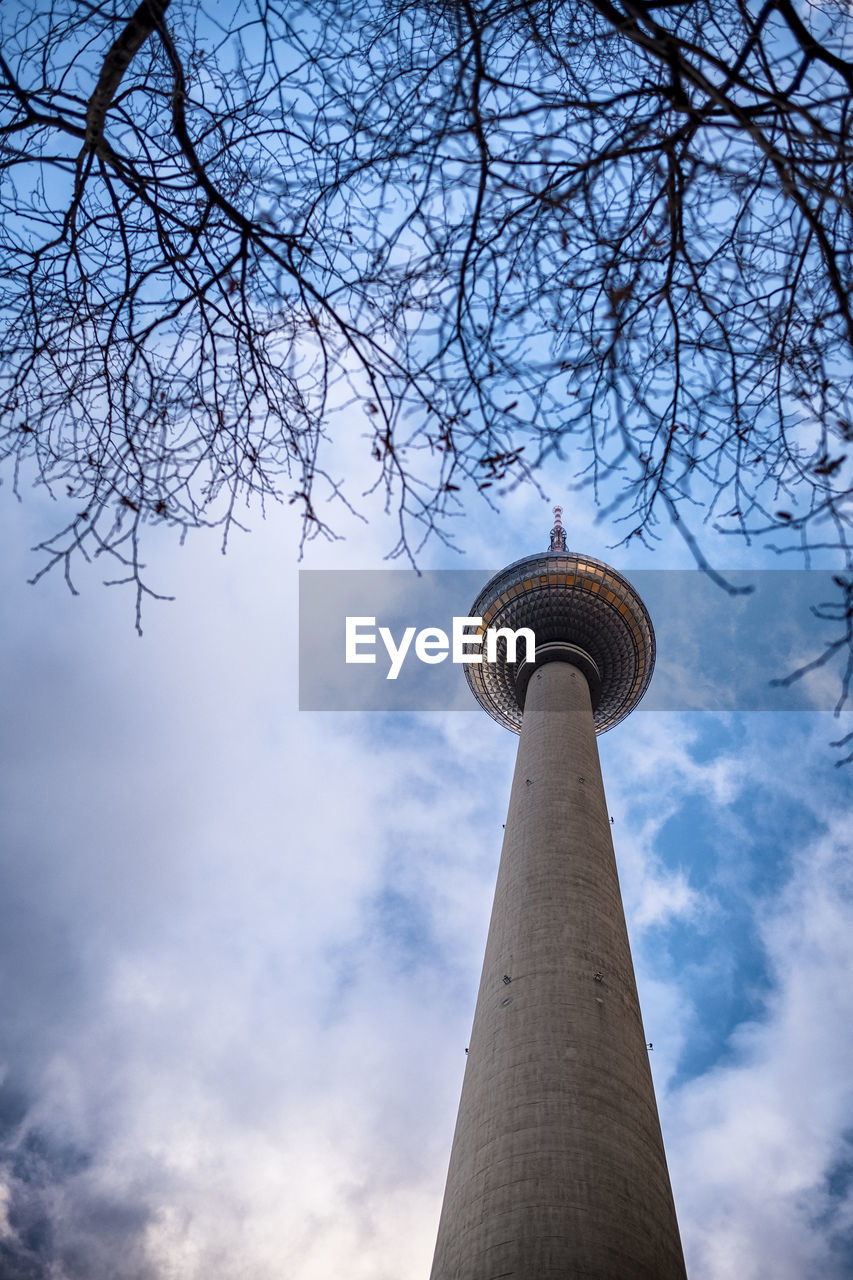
{"left": 429, "top": 510, "right": 686, "bottom": 1279}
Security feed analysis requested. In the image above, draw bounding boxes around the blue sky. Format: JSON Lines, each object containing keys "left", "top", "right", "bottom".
{"left": 1, "top": 1, "right": 852, "bottom": 1274}
{"left": 0, "top": 457, "right": 851, "bottom": 1279}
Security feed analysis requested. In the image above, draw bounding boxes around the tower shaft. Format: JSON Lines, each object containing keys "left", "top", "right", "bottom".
{"left": 430, "top": 659, "right": 686, "bottom": 1279}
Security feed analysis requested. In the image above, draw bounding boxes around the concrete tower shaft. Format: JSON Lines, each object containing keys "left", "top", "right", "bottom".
{"left": 429, "top": 550, "right": 686, "bottom": 1279}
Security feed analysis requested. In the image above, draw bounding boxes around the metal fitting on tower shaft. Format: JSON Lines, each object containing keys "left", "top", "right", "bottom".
{"left": 430, "top": 656, "right": 686, "bottom": 1279}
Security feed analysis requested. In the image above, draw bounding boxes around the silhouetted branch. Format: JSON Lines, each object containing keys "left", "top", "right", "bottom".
{"left": 0, "top": 0, "right": 850, "bottom": 630}
{"left": 770, "top": 576, "right": 853, "bottom": 761}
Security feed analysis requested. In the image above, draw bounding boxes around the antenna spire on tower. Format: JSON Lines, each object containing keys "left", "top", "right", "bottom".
{"left": 549, "top": 505, "right": 567, "bottom": 552}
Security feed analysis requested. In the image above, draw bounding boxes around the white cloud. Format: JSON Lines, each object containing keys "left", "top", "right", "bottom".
{"left": 670, "top": 811, "right": 853, "bottom": 1279}
{"left": 1, "top": 477, "right": 851, "bottom": 1279}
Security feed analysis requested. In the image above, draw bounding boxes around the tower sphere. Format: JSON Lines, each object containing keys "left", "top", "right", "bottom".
{"left": 464, "top": 549, "right": 655, "bottom": 734}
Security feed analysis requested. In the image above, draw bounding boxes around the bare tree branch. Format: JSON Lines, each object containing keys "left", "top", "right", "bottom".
{"left": 0, "top": 0, "right": 851, "bottom": 639}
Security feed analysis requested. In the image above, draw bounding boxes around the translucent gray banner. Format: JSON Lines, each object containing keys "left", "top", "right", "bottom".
{"left": 299, "top": 569, "right": 851, "bottom": 714}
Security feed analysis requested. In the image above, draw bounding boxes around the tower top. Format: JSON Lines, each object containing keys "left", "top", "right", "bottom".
{"left": 465, "top": 550, "right": 655, "bottom": 734}
{"left": 549, "top": 506, "right": 567, "bottom": 553}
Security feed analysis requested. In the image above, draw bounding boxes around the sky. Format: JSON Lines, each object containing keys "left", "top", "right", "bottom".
{"left": 0, "top": 453, "right": 851, "bottom": 1280}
